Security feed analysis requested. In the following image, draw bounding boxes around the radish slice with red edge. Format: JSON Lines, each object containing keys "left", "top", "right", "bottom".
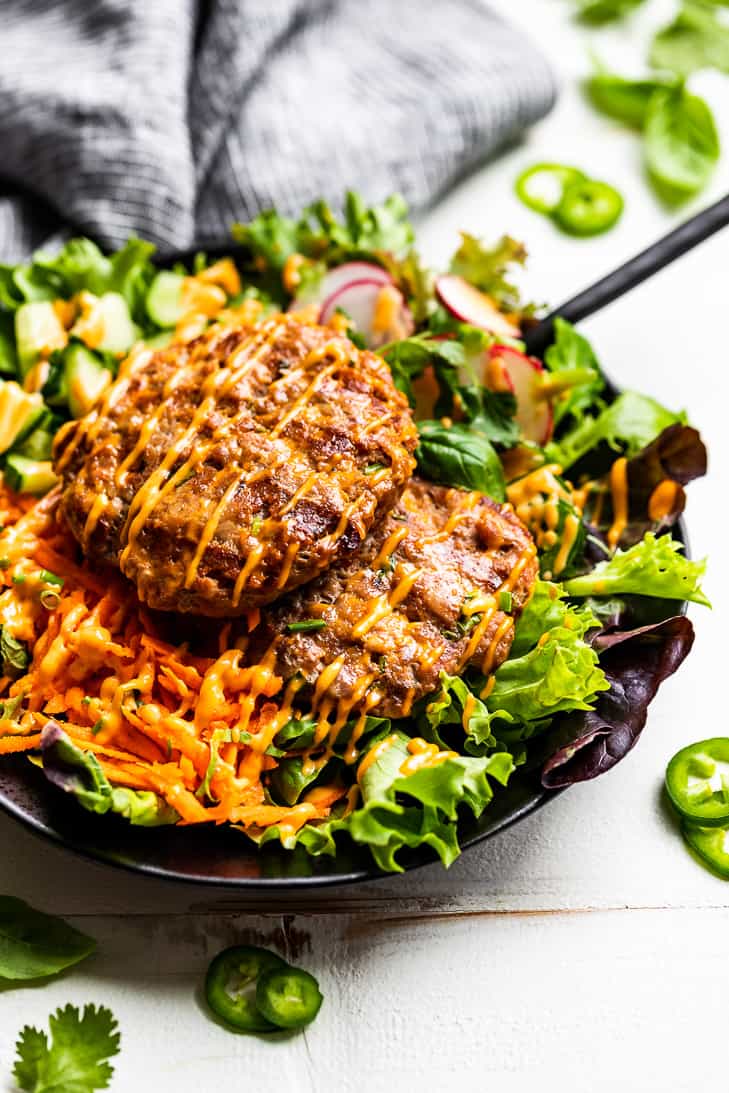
{"left": 320, "top": 279, "right": 413, "bottom": 348}
{"left": 436, "top": 274, "right": 520, "bottom": 339}
{"left": 487, "top": 345, "right": 553, "bottom": 445}
{"left": 289, "top": 261, "right": 392, "bottom": 311}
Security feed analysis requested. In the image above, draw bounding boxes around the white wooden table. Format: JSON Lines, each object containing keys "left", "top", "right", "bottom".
{"left": 1, "top": 3, "right": 727, "bottom": 1089}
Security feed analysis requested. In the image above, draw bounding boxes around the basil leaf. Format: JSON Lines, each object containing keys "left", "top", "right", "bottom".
{"left": 572, "top": 0, "right": 647, "bottom": 24}
{"left": 269, "top": 755, "right": 327, "bottom": 806}
{"left": 0, "top": 896, "right": 95, "bottom": 980}
{"left": 650, "top": 3, "right": 729, "bottom": 78}
{"left": 0, "top": 629, "right": 29, "bottom": 679}
{"left": 415, "top": 421, "right": 506, "bottom": 500}
{"left": 585, "top": 72, "right": 674, "bottom": 128}
{"left": 644, "top": 85, "right": 720, "bottom": 204}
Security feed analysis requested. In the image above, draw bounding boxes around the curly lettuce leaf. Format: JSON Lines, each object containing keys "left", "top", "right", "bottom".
{"left": 488, "top": 625, "right": 609, "bottom": 728}
{"left": 350, "top": 732, "right": 513, "bottom": 871}
{"left": 510, "top": 580, "right": 599, "bottom": 657}
{"left": 449, "top": 233, "right": 530, "bottom": 314}
{"left": 564, "top": 533, "right": 709, "bottom": 605}
{"left": 420, "top": 671, "right": 497, "bottom": 754}
{"left": 40, "top": 723, "right": 178, "bottom": 825}
{"left": 259, "top": 730, "right": 513, "bottom": 873}
{"left": 542, "top": 616, "right": 694, "bottom": 786}
{"left": 546, "top": 390, "right": 686, "bottom": 470}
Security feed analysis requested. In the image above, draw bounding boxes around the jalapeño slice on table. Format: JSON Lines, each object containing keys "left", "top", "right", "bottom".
{"left": 515, "top": 163, "right": 587, "bottom": 214}
{"left": 255, "top": 965, "right": 324, "bottom": 1030}
{"left": 553, "top": 178, "right": 624, "bottom": 237}
{"left": 682, "top": 822, "right": 729, "bottom": 879}
{"left": 205, "top": 945, "right": 289, "bottom": 1032}
{"left": 666, "top": 738, "right": 729, "bottom": 826}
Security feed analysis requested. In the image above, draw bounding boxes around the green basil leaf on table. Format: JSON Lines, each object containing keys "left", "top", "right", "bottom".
{"left": 585, "top": 71, "right": 674, "bottom": 128}
{"left": 650, "top": 2, "right": 729, "bottom": 77}
{"left": 571, "top": 0, "right": 647, "bottom": 25}
{"left": 0, "top": 896, "right": 95, "bottom": 981}
{"left": 644, "top": 85, "right": 720, "bottom": 204}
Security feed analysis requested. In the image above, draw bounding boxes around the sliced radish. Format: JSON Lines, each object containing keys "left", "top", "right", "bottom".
{"left": 289, "top": 261, "right": 392, "bottom": 311}
{"left": 436, "top": 274, "right": 520, "bottom": 339}
{"left": 487, "top": 346, "right": 553, "bottom": 445}
{"left": 320, "top": 279, "right": 413, "bottom": 348}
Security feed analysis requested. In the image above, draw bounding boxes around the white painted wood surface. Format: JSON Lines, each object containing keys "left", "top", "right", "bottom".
{"left": 1, "top": 2, "right": 728, "bottom": 1089}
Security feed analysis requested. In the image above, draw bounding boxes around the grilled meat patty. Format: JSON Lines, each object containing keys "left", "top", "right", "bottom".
{"left": 54, "top": 315, "right": 417, "bottom": 616}
{"left": 245, "top": 477, "right": 538, "bottom": 720}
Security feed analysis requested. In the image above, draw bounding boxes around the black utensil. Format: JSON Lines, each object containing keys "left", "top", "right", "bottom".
{"left": 523, "top": 192, "right": 729, "bottom": 358}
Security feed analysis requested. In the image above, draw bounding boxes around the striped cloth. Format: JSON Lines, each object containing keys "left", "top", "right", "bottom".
{"left": 0, "top": 0, "right": 556, "bottom": 261}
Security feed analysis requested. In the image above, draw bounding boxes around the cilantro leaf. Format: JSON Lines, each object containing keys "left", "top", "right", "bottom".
{"left": 14, "top": 1003, "right": 120, "bottom": 1093}
{"left": 0, "top": 628, "right": 29, "bottom": 680}
{"left": 232, "top": 191, "right": 415, "bottom": 286}
{"left": 380, "top": 330, "right": 470, "bottom": 402}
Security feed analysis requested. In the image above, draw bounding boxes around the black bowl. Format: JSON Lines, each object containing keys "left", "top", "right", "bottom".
{"left": 0, "top": 243, "right": 691, "bottom": 886}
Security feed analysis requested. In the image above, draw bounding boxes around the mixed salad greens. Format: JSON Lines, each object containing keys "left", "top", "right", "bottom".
{"left": 0, "top": 191, "right": 709, "bottom": 873}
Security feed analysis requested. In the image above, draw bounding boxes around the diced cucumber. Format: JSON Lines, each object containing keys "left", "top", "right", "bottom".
{"left": 40, "top": 352, "right": 68, "bottom": 408}
{"left": 3, "top": 454, "right": 58, "bottom": 496}
{"left": 65, "top": 344, "right": 112, "bottom": 419}
{"left": 71, "top": 292, "right": 139, "bottom": 354}
{"left": 0, "top": 381, "right": 44, "bottom": 455}
{"left": 94, "top": 292, "right": 140, "bottom": 353}
{"left": 14, "top": 411, "right": 56, "bottom": 461}
{"left": 15, "top": 302, "right": 67, "bottom": 378}
{"left": 146, "top": 271, "right": 185, "bottom": 328}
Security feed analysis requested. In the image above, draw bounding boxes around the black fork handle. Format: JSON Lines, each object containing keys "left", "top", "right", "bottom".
{"left": 522, "top": 192, "right": 729, "bottom": 358}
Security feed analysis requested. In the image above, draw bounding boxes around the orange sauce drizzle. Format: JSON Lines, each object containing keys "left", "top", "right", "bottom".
{"left": 399, "top": 737, "right": 456, "bottom": 777}
{"left": 648, "top": 479, "right": 680, "bottom": 522}
{"left": 607, "top": 457, "right": 628, "bottom": 550}
{"left": 357, "top": 733, "right": 399, "bottom": 781}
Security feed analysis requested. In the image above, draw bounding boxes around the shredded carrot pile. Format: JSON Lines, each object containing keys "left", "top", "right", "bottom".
{"left": 0, "top": 483, "right": 347, "bottom": 835}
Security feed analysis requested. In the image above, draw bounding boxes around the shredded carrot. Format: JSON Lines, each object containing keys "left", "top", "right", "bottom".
{"left": 0, "top": 485, "right": 338, "bottom": 835}
{"left": 0, "top": 733, "right": 43, "bottom": 754}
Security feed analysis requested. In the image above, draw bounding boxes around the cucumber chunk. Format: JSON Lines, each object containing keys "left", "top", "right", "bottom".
{"left": 65, "top": 344, "right": 112, "bottom": 419}
{"left": 71, "top": 292, "right": 139, "bottom": 354}
{"left": 0, "top": 381, "right": 44, "bottom": 455}
{"left": 15, "top": 302, "right": 67, "bottom": 378}
{"left": 146, "top": 271, "right": 185, "bottom": 328}
{"left": 4, "top": 454, "right": 58, "bottom": 496}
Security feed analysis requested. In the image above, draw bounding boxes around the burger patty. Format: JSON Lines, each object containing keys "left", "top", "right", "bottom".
{"left": 54, "top": 314, "right": 417, "bottom": 616}
{"left": 244, "top": 478, "right": 538, "bottom": 720}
